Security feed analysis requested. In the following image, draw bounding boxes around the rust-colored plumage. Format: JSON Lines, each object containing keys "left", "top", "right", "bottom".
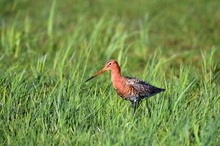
{"left": 85, "top": 59, "right": 165, "bottom": 113}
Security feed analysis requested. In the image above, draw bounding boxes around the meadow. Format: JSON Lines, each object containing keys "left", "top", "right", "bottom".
{"left": 0, "top": 0, "right": 220, "bottom": 145}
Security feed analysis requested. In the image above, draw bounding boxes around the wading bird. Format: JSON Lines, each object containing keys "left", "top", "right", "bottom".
{"left": 85, "top": 59, "right": 165, "bottom": 113}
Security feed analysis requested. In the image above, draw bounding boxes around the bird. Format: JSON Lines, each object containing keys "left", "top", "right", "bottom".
{"left": 85, "top": 59, "right": 165, "bottom": 113}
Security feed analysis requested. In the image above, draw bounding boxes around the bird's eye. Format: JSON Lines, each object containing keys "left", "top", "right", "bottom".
{"left": 108, "top": 62, "right": 112, "bottom": 66}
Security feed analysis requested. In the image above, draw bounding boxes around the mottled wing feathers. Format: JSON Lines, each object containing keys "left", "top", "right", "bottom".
{"left": 125, "top": 76, "right": 165, "bottom": 98}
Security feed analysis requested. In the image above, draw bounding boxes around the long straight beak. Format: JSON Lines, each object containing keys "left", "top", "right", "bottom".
{"left": 85, "top": 67, "right": 107, "bottom": 82}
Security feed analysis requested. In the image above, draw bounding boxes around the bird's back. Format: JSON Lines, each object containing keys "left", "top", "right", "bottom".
{"left": 124, "top": 76, "right": 165, "bottom": 100}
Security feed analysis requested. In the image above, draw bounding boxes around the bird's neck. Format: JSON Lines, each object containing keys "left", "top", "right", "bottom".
{"left": 111, "top": 67, "right": 121, "bottom": 82}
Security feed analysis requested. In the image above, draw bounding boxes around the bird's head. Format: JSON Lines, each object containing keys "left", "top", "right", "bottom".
{"left": 85, "top": 59, "right": 119, "bottom": 82}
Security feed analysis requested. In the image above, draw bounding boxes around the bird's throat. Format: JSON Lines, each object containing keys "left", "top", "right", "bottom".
{"left": 111, "top": 67, "right": 122, "bottom": 88}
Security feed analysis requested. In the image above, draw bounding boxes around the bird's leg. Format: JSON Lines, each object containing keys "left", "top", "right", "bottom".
{"left": 131, "top": 100, "right": 137, "bottom": 114}
{"left": 133, "top": 102, "right": 136, "bottom": 114}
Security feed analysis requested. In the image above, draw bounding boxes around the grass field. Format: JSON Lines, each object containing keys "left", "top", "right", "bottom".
{"left": 0, "top": 0, "right": 220, "bottom": 145}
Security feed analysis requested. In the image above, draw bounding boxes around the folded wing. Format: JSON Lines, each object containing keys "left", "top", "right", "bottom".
{"left": 125, "top": 77, "right": 165, "bottom": 98}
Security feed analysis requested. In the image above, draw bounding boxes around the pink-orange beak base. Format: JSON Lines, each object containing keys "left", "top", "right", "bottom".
{"left": 85, "top": 67, "right": 107, "bottom": 82}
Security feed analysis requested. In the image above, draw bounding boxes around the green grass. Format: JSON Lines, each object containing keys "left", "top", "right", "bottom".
{"left": 0, "top": 0, "right": 220, "bottom": 145}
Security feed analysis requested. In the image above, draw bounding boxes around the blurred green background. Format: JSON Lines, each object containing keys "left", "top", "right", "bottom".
{"left": 1, "top": 0, "right": 220, "bottom": 51}
{"left": 1, "top": 0, "right": 220, "bottom": 69}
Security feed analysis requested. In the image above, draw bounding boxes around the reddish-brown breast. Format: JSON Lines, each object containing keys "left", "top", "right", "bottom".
{"left": 112, "top": 76, "right": 133, "bottom": 100}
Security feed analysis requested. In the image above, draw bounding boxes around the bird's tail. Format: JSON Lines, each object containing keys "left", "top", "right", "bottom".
{"left": 151, "top": 87, "right": 165, "bottom": 94}
{"left": 160, "top": 88, "right": 165, "bottom": 92}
